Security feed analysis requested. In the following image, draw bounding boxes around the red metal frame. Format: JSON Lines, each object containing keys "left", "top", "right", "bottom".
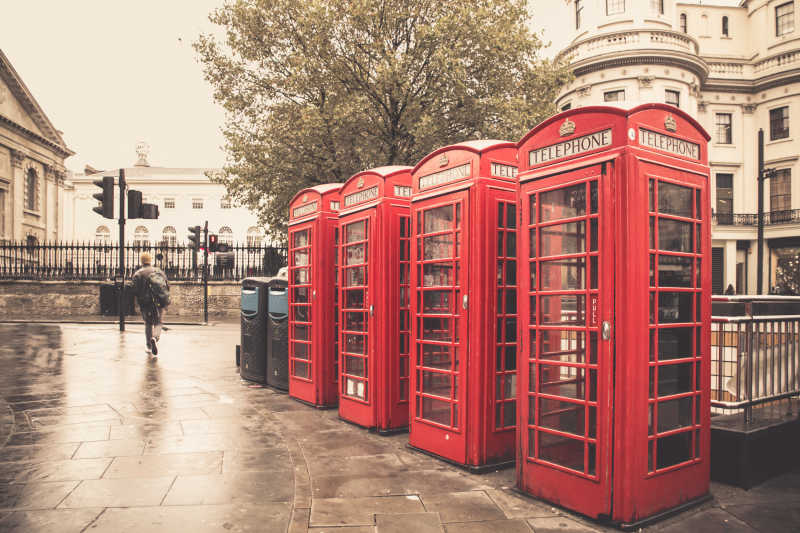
{"left": 516, "top": 105, "right": 711, "bottom": 526}
{"left": 288, "top": 183, "right": 343, "bottom": 408}
{"left": 337, "top": 166, "right": 413, "bottom": 432}
{"left": 409, "top": 140, "right": 519, "bottom": 469}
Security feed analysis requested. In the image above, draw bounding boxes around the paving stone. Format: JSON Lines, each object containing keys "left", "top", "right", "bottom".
{"left": 299, "top": 430, "right": 397, "bottom": 458}
{"left": 375, "top": 511, "right": 443, "bottom": 533}
{"left": 4, "top": 424, "right": 111, "bottom": 445}
{"left": 0, "top": 443, "right": 80, "bottom": 463}
{"left": 484, "top": 489, "right": 560, "bottom": 520}
{"left": 421, "top": 491, "right": 506, "bottom": 523}
{"left": 0, "top": 508, "right": 103, "bottom": 533}
{"left": 288, "top": 506, "right": 311, "bottom": 533}
{"left": 11, "top": 458, "right": 111, "bottom": 483}
{"left": 311, "top": 495, "right": 425, "bottom": 527}
{"left": 309, "top": 527, "right": 375, "bottom": 533}
{"left": 443, "top": 519, "right": 533, "bottom": 533}
{"left": 108, "top": 421, "right": 183, "bottom": 440}
{"left": 313, "top": 469, "right": 491, "bottom": 499}
{"left": 526, "top": 516, "right": 604, "bottom": 532}
{"left": 220, "top": 448, "right": 293, "bottom": 474}
{"left": 723, "top": 504, "right": 800, "bottom": 533}
{"left": 161, "top": 471, "right": 294, "bottom": 505}
{"left": 307, "top": 453, "right": 407, "bottom": 478}
{"left": 103, "top": 451, "right": 222, "bottom": 478}
{"left": 0, "top": 480, "right": 78, "bottom": 510}
{"left": 72, "top": 439, "right": 145, "bottom": 459}
{"left": 58, "top": 476, "right": 175, "bottom": 508}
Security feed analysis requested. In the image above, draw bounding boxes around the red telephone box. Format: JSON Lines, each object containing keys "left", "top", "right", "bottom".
{"left": 516, "top": 104, "right": 711, "bottom": 527}
{"left": 337, "top": 166, "right": 413, "bottom": 432}
{"left": 409, "top": 140, "right": 519, "bottom": 470}
{"left": 288, "top": 183, "right": 343, "bottom": 408}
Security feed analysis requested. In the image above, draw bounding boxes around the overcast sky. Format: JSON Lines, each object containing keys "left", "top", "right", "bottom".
{"left": 1, "top": 0, "right": 570, "bottom": 173}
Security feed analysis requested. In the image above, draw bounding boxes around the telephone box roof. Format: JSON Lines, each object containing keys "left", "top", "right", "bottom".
{"left": 412, "top": 140, "right": 515, "bottom": 174}
{"left": 351, "top": 165, "right": 413, "bottom": 179}
{"left": 289, "top": 183, "right": 343, "bottom": 206}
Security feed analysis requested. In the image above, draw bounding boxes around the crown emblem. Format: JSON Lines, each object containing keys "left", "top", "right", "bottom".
{"left": 357, "top": 177, "right": 365, "bottom": 188}
{"left": 438, "top": 153, "right": 449, "bottom": 167}
{"left": 665, "top": 114, "right": 677, "bottom": 132}
{"left": 302, "top": 194, "right": 308, "bottom": 202}
{"left": 559, "top": 118, "right": 576, "bottom": 137}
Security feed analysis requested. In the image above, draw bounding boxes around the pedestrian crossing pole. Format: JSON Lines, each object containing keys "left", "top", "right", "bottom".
{"left": 118, "top": 168, "right": 126, "bottom": 332}
{"left": 203, "top": 220, "right": 209, "bottom": 324}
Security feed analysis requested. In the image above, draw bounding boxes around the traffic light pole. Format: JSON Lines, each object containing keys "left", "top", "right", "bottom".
{"left": 118, "top": 168, "right": 126, "bottom": 331}
{"left": 203, "top": 220, "right": 209, "bottom": 324}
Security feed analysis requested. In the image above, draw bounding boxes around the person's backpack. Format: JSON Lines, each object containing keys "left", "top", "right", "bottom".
{"left": 144, "top": 269, "right": 170, "bottom": 308}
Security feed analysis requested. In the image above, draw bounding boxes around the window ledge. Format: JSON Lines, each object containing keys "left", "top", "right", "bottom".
{"left": 712, "top": 143, "right": 736, "bottom": 148}
{"left": 23, "top": 209, "right": 41, "bottom": 217}
{"left": 767, "top": 137, "right": 793, "bottom": 146}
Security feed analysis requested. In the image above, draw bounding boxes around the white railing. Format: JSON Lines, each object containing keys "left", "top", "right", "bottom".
{"left": 558, "top": 29, "right": 700, "bottom": 64}
{"left": 754, "top": 50, "right": 800, "bottom": 73}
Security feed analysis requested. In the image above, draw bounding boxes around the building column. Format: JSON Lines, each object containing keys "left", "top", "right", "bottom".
{"left": 723, "top": 239, "right": 737, "bottom": 293}
{"left": 9, "top": 149, "right": 25, "bottom": 241}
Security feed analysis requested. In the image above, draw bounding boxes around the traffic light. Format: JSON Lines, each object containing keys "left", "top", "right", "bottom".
{"left": 208, "top": 234, "right": 218, "bottom": 252}
{"left": 187, "top": 226, "right": 202, "bottom": 250}
{"left": 127, "top": 190, "right": 142, "bottom": 219}
{"left": 141, "top": 203, "right": 159, "bottom": 219}
{"left": 92, "top": 176, "right": 114, "bottom": 219}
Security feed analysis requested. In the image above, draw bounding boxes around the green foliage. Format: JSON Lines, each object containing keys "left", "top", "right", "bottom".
{"left": 195, "top": 0, "right": 571, "bottom": 240}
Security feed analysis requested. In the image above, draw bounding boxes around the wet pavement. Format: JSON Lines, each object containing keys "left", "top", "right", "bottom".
{"left": 0, "top": 322, "right": 798, "bottom": 532}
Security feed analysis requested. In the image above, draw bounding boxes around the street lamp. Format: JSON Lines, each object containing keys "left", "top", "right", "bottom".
{"left": 757, "top": 128, "right": 778, "bottom": 295}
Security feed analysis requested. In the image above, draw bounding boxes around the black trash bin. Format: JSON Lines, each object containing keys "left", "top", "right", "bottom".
{"left": 99, "top": 283, "right": 136, "bottom": 316}
{"left": 266, "top": 277, "right": 289, "bottom": 391}
{"left": 240, "top": 277, "right": 270, "bottom": 383}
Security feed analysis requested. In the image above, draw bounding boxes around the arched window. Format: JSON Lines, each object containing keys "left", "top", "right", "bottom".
{"left": 680, "top": 13, "right": 688, "bottom": 33}
{"left": 246, "top": 226, "right": 263, "bottom": 248}
{"left": 134, "top": 226, "right": 149, "bottom": 247}
{"left": 722, "top": 16, "right": 729, "bottom": 36}
{"left": 219, "top": 226, "right": 234, "bottom": 245}
{"left": 25, "top": 168, "right": 38, "bottom": 211}
{"left": 162, "top": 226, "right": 176, "bottom": 247}
{"left": 701, "top": 14, "right": 709, "bottom": 35}
{"left": 95, "top": 225, "right": 111, "bottom": 244}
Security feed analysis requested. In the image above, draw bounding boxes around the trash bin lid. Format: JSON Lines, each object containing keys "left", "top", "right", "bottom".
{"left": 241, "top": 285, "right": 261, "bottom": 315}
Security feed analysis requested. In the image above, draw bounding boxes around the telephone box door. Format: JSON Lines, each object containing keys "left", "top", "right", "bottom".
{"left": 289, "top": 222, "right": 314, "bottom": 386}
{"left": 340, "top": 211, "right": 375, "bottom": 417}
{"left": 411, "top": 191, "right": 469, "bottom": 463}
{"left": 519, "top": 165, "right": 613, "bottom": 518}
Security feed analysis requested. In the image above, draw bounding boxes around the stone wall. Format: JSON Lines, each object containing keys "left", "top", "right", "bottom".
{"left": 0, "top": 280, "right": 242, "bottom": 321}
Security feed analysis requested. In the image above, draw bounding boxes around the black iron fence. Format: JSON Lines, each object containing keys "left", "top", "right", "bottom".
{"left": 712, "top": 209, "right": 800, "bottom": 226}
{"left": 0, "top": 241, "right": 287, "bottom": 282}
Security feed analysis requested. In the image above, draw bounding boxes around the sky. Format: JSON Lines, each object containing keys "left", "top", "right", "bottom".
{"left": 1, "top": 0, "right": 570, "bottom": 173}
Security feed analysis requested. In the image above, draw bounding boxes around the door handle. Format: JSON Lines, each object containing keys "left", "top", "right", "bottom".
{"left": 462, "top": 294, "right": 468, "bottom": 310}
{"left": 602, "top": 321, "right": 612, "bottom": 340}
{"left": 369, "top": 305, "right": 374, "bottom": 316}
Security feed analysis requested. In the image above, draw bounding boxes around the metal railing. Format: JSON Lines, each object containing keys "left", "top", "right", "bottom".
{"left": 711, "top": 296, "right": 800, "bottom": 423}
{"left": 0, "top": 241, "right": 287, "bottom": 282}
{"left": 712, "top": 209, "right": 800, "bottom": 226}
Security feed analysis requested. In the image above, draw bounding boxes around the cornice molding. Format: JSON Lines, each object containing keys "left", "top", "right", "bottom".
{"left": 0, "top": 114, "right": 74, "bottom": 158}
{"left": 10, "top": 148, "right": 25, "bottom": 168}
{"left": 571, "top": 52, "right": 709, "bottom": 82}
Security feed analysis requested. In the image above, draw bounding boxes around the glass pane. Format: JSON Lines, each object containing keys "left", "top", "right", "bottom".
{"left": 658, "top": 397, "right": 692, "bottom": 432}
{"left": 421, "top": 317, "right": 451, "bottom": 341}
{"left": 293, "top": 342, "right": 309, "bottom": 360}
{"left": 539, "top": 431, "right": 584, "bottom": 471}
{"left": 345, "top": 243, "right": 366, "bottom": 265}
{"left": 539, "top": 365, "right": 585, "bottom": 399}
{"left": 506, "top": 261, "right": 517, "bottom": 285}
{"left": 423, "top": 290, "right": 452, "bottom": 313}
{"left": 345, "top": 267, "right": 366, "bottom": 287}
{"left": 540, "top": 330, "right": 585, "bottom": 363}
{"left": 540, "top": 222, "right": 586, "bottom": 256}
{"left": 345, "top": 312, "right": 366, "bottom": 331}
{"left": 422, "top": 263, "right": 453, "bottom": 287}
{"left": 498, "top": 203, "right": 505, "bottom": 228}
{"left": 657, "top": 432, "right": 692, "bottom": 469}
{"left": 293, "top": 268, "right": 310, "bottom": 284}
{"left": 658, "top": 362, "right": 693, "bottom": 396}
{"left": 344, "top": 289, "right": 365, "bottom": 309}
{"left": 505, "top": 345, "right": 516, "bottom": 370}
{"left": 659, "top": 292, "right": 693, "bottom": 323}
{"left": 540, "top": 399, "right": 585, "bottom": 436}
{"left": 293, "top": 230, "right": 309, "bottom": 248}
{"left": 658, "top": 219, "right": 692, "bottom": 252}
{"left": 541, "top": 295, "right": 585, "bottom": 325}
{"left": 424, "top": 205, "right": 454, "bottom": 233}
{"left": 345, "top": 355, "right": 366, "bottom": 377}
{"left": 540, "top": 259, "right": 586, "bottom": 290}
{"left": 293, "top": 324, "right": 309, "bottom": 341}
{"left": 423, "top": 371, "right": 451, "bottom": 397}
{"left": 423, "top": 234, "right": 453, "bottom": 260}
{"left": 658, "top": 256, "right": 693, "bottom": 287}
{"left": 294, "top": 249, "right": 309, "bottom": 266}
{"left": 658, "top": 182, "right": 693, "bottom": 218}
{"left": 293, "top": 287, "right": 309, "bottom": 303}
{"left": 658, "top": 327, "right": 693, "bottom": 360}
{"left": 344, "top": 334, "right": 365, "bottom": 354}
{"left": 505, "top": 289, "right": 517, "bottom": 315}
{"left": 507, "top": 233, "right": 517, "bottom": 257}
{"left": 422, "top": 396, "right": 451, "bottom": 426}
{"left": 345, "top": 220, "right": 367, "bottom": 243}
{"left": 344, "top": 377, "right": 367, "bottom": 400}
{"left": 503, "top": 401, "right": 516, "bottom": 427}
{"left": 507, "top": 204, "right": 517, "bottom": 228}
{"left": 421, "top": 343, "right": 451, "bottom": 369}
{"left": 292, "top": 305, "right": 310, "bottom": 322}
{"left": 540, "top": 184, "right": 586, "bottom": 222}
{"left": 590, "top": 181, "right": 598, "bottom": 213}
{"left": 293, "top": 360, "right": 310, "bottom": 378}
{"left": 529, "top": 194, "right": 537, "bottom": 225}
{"left": 649, "top": 179, "right": 655, "bottom": 212}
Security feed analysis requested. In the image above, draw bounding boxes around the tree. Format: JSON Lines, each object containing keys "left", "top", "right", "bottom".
{"left": 195, "top": 0, "right": 570, "bottom": 240}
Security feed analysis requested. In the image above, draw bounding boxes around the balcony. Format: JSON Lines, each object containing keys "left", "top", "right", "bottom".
{"left": 712, "top": 209, "right": 800, "bottom": 226}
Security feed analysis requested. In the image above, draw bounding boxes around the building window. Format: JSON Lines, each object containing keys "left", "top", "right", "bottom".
{"left": 715, "top": 113, "right": 732, "bottom": 144}
{"left": 220, "top": 196, "right": 232, "bottom": 209}
{"left": 651, "top": 0, "right": 664, "bottom": 15}
{"left": 246, "top": 226, "right": 263, "bottom": 248}
{"left": 162, "top": 226, "right": 177, "bottom": 247}
{"left": 0, "top": 189, "right": 6, "bottom": 238}
{"left": 95, "top": 225, "right": 111, "bottom": 244}
{"left": 604, "top": 89, "right": 625, "bottom": 102}
{"left": 575, "top": 0, "right": 584, "bottom": 29}
{"left": 134, "top": 226, "right": 149, "bottom": 248}
{"left": 219, "top": 226, "right": 234, "bottom": 245}
{"left": 25, "top": 168, "right": 38, "bottom": 211}
{"left": 561, "top": 102, "right": 572, "bottom": 111}
{"left": 722, "top": 16, "right": 729, "bottom": 36}
{"left": 164, "top": 198, "right": 175, "bottom": 209}
{"left": 770, "top": 169, "right": 791, "bottom": 212}
{"left": 770, "top": 106, "right": 790, "bottom": 140}
{"left": 715, "top": 174, "right": 733, "bottom": 224}
{"left": 680, "top": 13, "right": 688, "bottom": 33}
{"left": 192, "top": 198, "right": 204, "bottom": 209}
{"left": 606, "top": 0, "right": 625, "bottom": 16}
{"left": 776, "top": 2, "right": 794, "bottom": 37}
{"left": 665, "top": 90, "right": 680, "bottom": 108}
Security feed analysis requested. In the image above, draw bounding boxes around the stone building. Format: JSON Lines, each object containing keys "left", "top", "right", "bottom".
{"left": 553, "top": 0, "right": 799, "bottom": 294}
{"left": 0, "top": 49, "right": 73, "bottom": 244}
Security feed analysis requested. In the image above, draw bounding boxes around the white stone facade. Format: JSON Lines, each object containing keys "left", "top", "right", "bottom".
{"left": 553, "top": 0, "right": 800, "bottom": 294}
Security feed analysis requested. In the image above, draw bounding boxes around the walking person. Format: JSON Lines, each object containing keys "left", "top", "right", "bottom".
{"left": 131, "top": 252, "right": 170, "bottom": 356}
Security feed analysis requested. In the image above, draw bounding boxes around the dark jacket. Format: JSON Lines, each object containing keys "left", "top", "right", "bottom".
{"left": 130, "top": 265, "right": 169, "bottom": 309}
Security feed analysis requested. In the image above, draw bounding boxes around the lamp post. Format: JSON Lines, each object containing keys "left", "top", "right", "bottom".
{"left": 757, "top": 129, "right": 777, "bottom": 295}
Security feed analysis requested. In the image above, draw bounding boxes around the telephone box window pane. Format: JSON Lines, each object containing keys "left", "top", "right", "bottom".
{"left": 424, "top": 205, "right": 454, "bottom": 233}
{"left": 345, "top": 267, "right": 366, "bottom": 287}
{"left": 422, "top": 344, "right": 451, "bottom": 369}
{"left": 658, "top": 362, "right": 693, "bottom": 396}
{"left": 504, "top": 402, "right": 516, "bottom": 427}
{"left": 590, "top": 219, "right": 598, "bottom": 252}
{"left": 294, "top": 268, "right": 310, "bottom": 284}
{"left": 345, "top": 312, "right": 366, "bottom": 331}
{"left": 498, "top": 203, "right": 505, "bottom": 228}
{"left": 294, "top": 361, "right": 310, "bottom": 378}
{"left": 344, "top": 334, "right": 365, "bottom": 354}
{"left": 423, "top": 235, "right": 453, "bottom": 260}
{"left": 293, "top": 324, "right": 309, "bottom": 341}
{"left": 293, "top": 230, "right": 309, "bottom": 248}
{"left": 423, "top": 290, "right": 452, "bottom": 313}
{"left": 540, "top": 331, "right": 585, "bottom": 363}
{"left": 505, "top": 289, "right": 517, "bottom": 314}
{"left": 590, "top": 181, "right": 598, "bottom": 213}
{"left": 505, "top": 318, "right": 517, "bottom": 342}
{"left": 590, "top": 256, "right": 598, "bottom": 289}
{"left": 658, "top": 182, "right": 693, "bottom": 217}
{"left": 507, "top": 204, "right": 517, "bottom": 228}
{"left": 345, "top": 243, "right": 366, "bottom": 265}
{"left": 293, "top": 287, "right": 309, "bottom": 303}
{"left": 529, "top": 295, "right": 537, "bottom": 324}
{"left": 422, "top": 317, "right": 451, "bottom": 341}
{"left": 540, "top": 259, "right": 586, "bottom": 290}
{"left": 293, "top": 306, "right": 310, "bottom": 322}
{"left": 658, "top": 398, "right": 692, "bottom": 432}
{"left": 542, "top": 295, "right": 585, "bottom": 325}
{"left": 294, "top": 249, "right": 309, "bottom": 266}
{"left": 659, "top": 292, "right": 693, "bottom": 323}
{"left": 529, "top": 229, "right": 537, "bottom": 258}
{"left": 422, "top": 396, "right": 451, "bottom": 425}
{"left": 505, "top": 345, "right": 517, "bottom": 370}
{"left": 540, "top": 398, "right": 585, "bottom": 436}
{"left": 649, "top": 179, "right": 655, "bottom": 212}
{"left": 506, "top": 261, "right": 517, "bottom": 285}
{"left": 540, "top": 184, "right": 586, "bottom": 222}
{"left": 658, "top": 256, "right": 693, "bottom": 287}
{"left": 659, "top": 327, "right": 693, "bottom": 360}
{"left": 539, "top": 432, "right": 584, "bottom": 471}
{"left": 657, "top": 432, "right": 692, "bottom": 469}
{"left": 540, "top": 365, "right": 586, "bottom": 399}
{"left": 507, "top": 233, "right": 517, "bottom": 257}
{"left": 293, "top": 342, "right": 309, "bottom": 360}
{"left": 344, "top": 289, "right": 365, "bottom": 309}
{"left": 422, "top": 263, "right": 453, "bottom": 286}
{"left": 345, "top": 356, "right": 366, "bottom": 377}
{"left": 541, "top": 222, "right": 586, "bottom": 256}
{"left": 529, "top": 195, "right": 537, "bottom": 224}
{"left": 345, "top": 220, "right": 366, "bottom": 243}
{"left": 345, "top": 377, "right": 367, "bottom": 400}
{"left": 658, "top": 219, "right": 692, "bottom": 252}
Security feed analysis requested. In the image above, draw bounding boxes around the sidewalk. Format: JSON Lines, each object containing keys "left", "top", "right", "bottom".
{"left": 0, "top": 323, "right": 797, "bottom": 532}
